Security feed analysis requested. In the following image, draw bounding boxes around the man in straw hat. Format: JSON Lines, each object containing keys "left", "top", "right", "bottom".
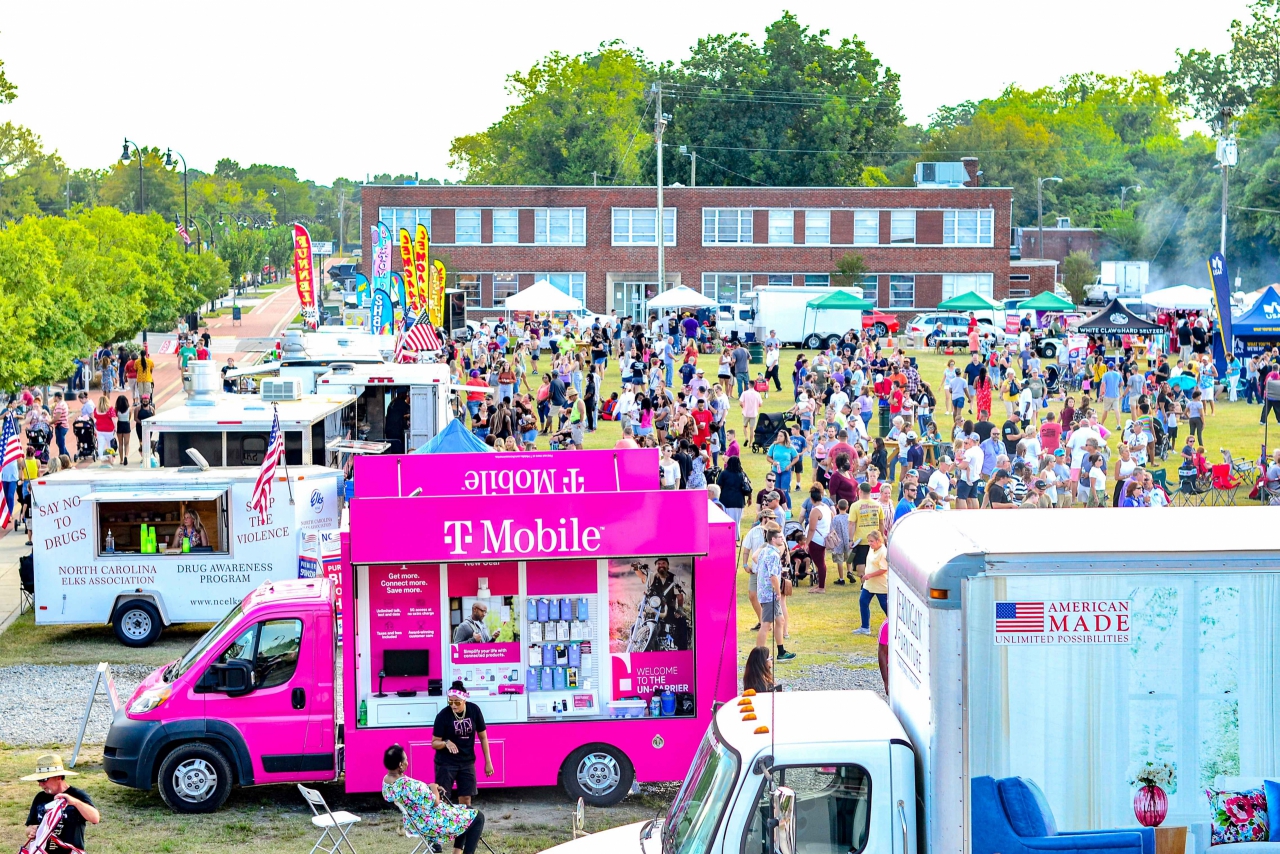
{"left": 22, "top": 753, "right": 99, "bottom": 853}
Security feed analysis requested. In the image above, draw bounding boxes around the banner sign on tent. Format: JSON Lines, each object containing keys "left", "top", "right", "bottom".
{"left": 399, "top": 228, "right": 418, "bottom": 313}
{"left": 430, "top": 259, "right": 447, "bottom": 328}
{"left": 372, "top": 222, "right": 393, "bottom": 298}
{"left": 354, "top": 273, "right": 370, "bottom": 307}
{"left": 1207, "top": 252, "right": 1234, "bottom": 376}
{"left": 371, "top": 289, "right": 392, "bottom": 335}
{"left": 391, "top": 272, "right": 406, "bottom": 315}
{"left": 413, "top": 224, "right": 431, "bottom": 314}
{"left": 292, "top": 224, "right": 318, "bottom": 329}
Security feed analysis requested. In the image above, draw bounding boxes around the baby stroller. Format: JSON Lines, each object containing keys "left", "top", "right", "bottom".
{"left": 25, "top": 423, "right": 52, "bottom": 464}
{"left": 73, "top": 419, "right": 97, "bottom": 462}
{"left": 1151, "top": 418, "right": 1170, "bottom": 462}
{"left": 751, "top": 411, "right": 795, "bottom": 453}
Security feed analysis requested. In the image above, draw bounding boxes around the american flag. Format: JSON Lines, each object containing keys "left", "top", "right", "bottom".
{"left": 175, "top": 223, "right": 192, "bottom": 246}
{"left": 394, "top": 315, "right": 441, "bottom": 363}
{"left": 0, "top": 415, "right": 21, "bottom": 528}
{"left": 250, "top": 407, "right": 284, "bottom": 523}
{"left": 996, "top": 601, "right": 1045, "bottom": 633}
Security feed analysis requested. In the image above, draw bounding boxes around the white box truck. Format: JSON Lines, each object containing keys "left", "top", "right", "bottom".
{"left": 31, "top": 464, "right": 343, "bottom": 646}
{"left": 1087, "top": 261, "right": 1150, "bottom": 305}
{"left": 750, "top": 286, "right": 865, "bottom": 348}
{"left": 544, "top": 507, "right": 1278, "bottom": 854}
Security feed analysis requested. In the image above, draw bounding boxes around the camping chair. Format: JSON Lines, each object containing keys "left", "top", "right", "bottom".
{"left": 1173, "top": 467, "right": 1209, "bottom": 507}
{"left": 1210, "top": 464, "right": 1241, "bottom": 506}
{"left": 1150, "top": 468, "right": 1169, "bottom": 494}
{"left": 394, "top": 801, "right": 435, "bottom": 854}
{"left": 297, "top": 784, "right": 361, "bottom": 854}
{"left": 18, "top": 552, "right": 33, "bottom": 615}
{"left": 1220, "top": 449, "right": 1257, "bottom": 487}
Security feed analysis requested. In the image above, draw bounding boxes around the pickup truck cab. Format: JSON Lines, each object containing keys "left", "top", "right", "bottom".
{"left": 544, "top": 690, "right": 915, "bottom": 854}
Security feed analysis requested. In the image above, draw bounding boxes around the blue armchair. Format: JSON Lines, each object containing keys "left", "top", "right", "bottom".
{"left": 972, "top": 776, "right": 1155, "bottom": 854}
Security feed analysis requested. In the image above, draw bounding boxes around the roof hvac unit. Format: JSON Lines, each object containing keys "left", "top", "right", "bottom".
{"left": 1056, "top": 217, "right": 1071, "bottom": 228}
{"left": 261, "top": 378, "right": 304, "bottom": 402}
{"left": 914, "top": 161, "right": 969, "bottom": 187}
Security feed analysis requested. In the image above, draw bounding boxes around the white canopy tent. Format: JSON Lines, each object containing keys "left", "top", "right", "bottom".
{"left": 644, "top": 285, "right": 717, "bottom": 309}
{"left": 504, "top": 279, "right": 584, "bottom": 312}
{"left": 1142, "top": 284, "right": 1214, "bottom": 310}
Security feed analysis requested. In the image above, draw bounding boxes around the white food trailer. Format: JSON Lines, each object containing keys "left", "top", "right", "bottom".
{"left": 545, "top": 507, "right": 1280, "bottom": 854}
{"left": 314, "top": 362, "right": 456, "bottom": 453}
{"left": 223, "top": 329, "right": 396, "bottom": 394}
{"left": 31, "top": 465, "right": 343, "bottom": 646}
{"left": 749, "top": 285, "right": 866, "bottom": 347}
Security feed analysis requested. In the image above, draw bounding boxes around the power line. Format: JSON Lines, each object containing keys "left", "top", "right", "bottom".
{"left": 695, "top": 155, "right": 770, "bottom": 186}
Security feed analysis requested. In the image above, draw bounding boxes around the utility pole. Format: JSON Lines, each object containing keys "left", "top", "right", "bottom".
{"left": 1218, "top": 107, "right": 1236, "bottom": 256}
{"left": 654, "top": 81, "right": 666, "bottom": 297}
{"left": 1035, "top": 176, "right": 1061, "bottom": 260}
{"left": 337, "top": 188, "right": 346, "bottom": 255}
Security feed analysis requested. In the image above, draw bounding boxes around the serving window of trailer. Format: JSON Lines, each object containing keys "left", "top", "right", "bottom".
{"left": 94, "top": 489, "right": 229, "bottom": 556}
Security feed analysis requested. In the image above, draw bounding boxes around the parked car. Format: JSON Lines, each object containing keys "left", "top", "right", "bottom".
{"left": 906, "top": 313, "right": 1001, "bottom": 347}
{"left": 862, "top": 309, "right": 900, "bottom": 337}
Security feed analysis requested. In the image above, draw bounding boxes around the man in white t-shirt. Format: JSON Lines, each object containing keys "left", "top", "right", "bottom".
{"left": 827, "top": 386, "right": 850, "bottom": 421}
{"left": 928, "top": 457, "right": 954, "bottom": 507}
{"left": 616, "top": 386, "right": 637, "bottom": 430}
{"left": 1065, "top": 422, "right": 1102, "bottom": 488}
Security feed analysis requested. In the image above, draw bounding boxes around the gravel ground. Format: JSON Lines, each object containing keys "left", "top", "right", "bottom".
{"left": 0, "top": 664, "right": 155, "bottom": 747}
{"left": 783, "top": 654, "right": 887, "bottom": 696}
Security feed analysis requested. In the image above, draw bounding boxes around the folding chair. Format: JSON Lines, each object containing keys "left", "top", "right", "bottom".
{"left": 1149, "top": 468, "right": 1168, "bottom": 494}
{"left": 1210, "top": 464, "right": 1241, "bottom": 506}
{"left": 394, "top": 801, "right": 437, "bottom": 854}
{"left": 297, "top": 784, "right": 361, "bottom": 854}
{"left": 1220, "top": 449, "right": 1257, "bottom": 487}
{"left": 18, "top": 552, "right": 34, "bottom": 615}
{"left": 1172, "top": 469, "right": 1208, "bottom": 507}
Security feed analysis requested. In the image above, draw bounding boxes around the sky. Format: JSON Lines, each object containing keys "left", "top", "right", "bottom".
{"left": 0, "top": 0, "right": 1254, "bottom": 185}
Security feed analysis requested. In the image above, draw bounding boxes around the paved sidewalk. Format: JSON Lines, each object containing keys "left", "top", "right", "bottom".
{"left": 0, "top": 521, "right": 33, "bottom": 634}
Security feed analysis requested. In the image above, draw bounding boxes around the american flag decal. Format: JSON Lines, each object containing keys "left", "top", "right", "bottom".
{"left": 996, "top": 601, "right": 1045, "bottom": 633}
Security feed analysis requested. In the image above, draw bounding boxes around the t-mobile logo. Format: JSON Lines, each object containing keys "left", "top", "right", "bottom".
{"left": 443, "top": 520, "right": 474, "bottom": 555}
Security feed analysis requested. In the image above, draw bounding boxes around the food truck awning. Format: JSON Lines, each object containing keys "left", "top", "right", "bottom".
{"left": 83, "top": 487, "right": 229, "bottom": 503}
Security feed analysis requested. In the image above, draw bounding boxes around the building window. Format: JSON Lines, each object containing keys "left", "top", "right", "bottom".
{"left": 942, "top": 273, "right": 994, "bottom": 301}
{"left": 854, "top": 211, "right": 879, "bottom": 245}
{"left": 612, "top": 208, "right": 675, "bottom": 246}
{"left": 804, "top": 274, "right": 830, "bottom": 287}
{"left": 805, "top": 210, "right": 831, "bottom": 245}
{"left": 890, "top": 210, "right": 916, "bottom": 244}
{"left": 944, "top": 209, "right": 994, "bottom": 245}
{"left": 492, "top": 273, "right": 518, "bottom": 306}
{"left": 768, "top": 210, "right": 794, "bottom": 244}
{"left": 492, "top": 209, "right": 519, "bottom": 244}
{"left": 377, "top": 207, "right": 431, "bottom": 237}
{"left": 767, "top": 274, "right": 794, "bottom": 287}
{"left": 860, "top": 274, "right": 880, "bottom": 306}
{"left": 702, "top": 273, "right": 753, "bottom": 304}
{"left": 537, "top": 272, "right": 585, "bottom": 302}
{"left": 703, "top": 208, "right": 753, "bottom": 244}
{"left": 455, "top": 209, "right": 481, "bottom": 244}
{"left": 455, "top": 273, "right": 481, "bottom": 307}
{"left": 889, "top": 274, "right": 915, "bottom": 309}
{"left": 534, "top": 208, "right": 586, "bottom": 245}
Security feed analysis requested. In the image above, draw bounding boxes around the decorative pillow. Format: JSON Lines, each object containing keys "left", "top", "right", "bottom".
{"left": 1265, "top": 780, "right": 1279, "bottom": 842}
{"left": 1205, "top": 787, "right": 1268, "bottom": 845}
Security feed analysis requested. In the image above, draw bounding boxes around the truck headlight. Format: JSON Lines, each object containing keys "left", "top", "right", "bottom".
{"left": 128, "top": 686, "right": 171, "bottom": 715}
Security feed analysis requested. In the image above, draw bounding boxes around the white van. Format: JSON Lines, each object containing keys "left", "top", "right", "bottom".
{"left": 31, "top": 464, "right": 343, "bottom": 646}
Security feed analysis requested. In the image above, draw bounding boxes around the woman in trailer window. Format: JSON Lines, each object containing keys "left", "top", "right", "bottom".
{"left": 170, "top": 509, "right": 210, "bottom": 550}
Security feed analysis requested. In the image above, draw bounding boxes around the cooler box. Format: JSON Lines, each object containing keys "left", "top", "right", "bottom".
{"left": 606, "top": 699, "right": 647, "bottom": 719}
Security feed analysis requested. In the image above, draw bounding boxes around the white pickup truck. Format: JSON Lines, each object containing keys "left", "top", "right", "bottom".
{"left": 545, "top": 507, "right": 1279, "bottom": 854}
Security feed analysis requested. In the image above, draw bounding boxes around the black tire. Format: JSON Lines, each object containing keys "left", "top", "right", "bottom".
{"left": 113, "top": 599, "right": 162, "bottom": 647}
{"left": 802, "top": 334, "right": 822, "bottom": 350}
{"left": 157, "top": 742, "right": 233, "bottom": 813}
{"left": 874, "top": 322, "right": 888, "bottom": 337}
{"left": 824, "top": 335, "right": 841, "bottom": 349}
{"left": 561, "top": 743, "right": 634, "bottom": 807}
{"left": 1041, "top": 342, "right": 1058, "bottom": 360}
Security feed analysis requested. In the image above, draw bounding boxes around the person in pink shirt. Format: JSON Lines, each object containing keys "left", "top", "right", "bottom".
{"left": 878, "top": 620, "right": 890, "bottom": 695}
{"left": 1038, "top": 410, "right": 1062, "bottom": 454}
{"left": 739, "top": 385, "right": 763, "bottom": 437}
{"left": 613, "top": 425, "right": 640, "bottom": 449}
{"left": 725, "top": 429, "right": 741, "bottom": 458}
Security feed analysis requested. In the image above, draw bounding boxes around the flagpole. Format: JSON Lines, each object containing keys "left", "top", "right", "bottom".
{"left": 275, "top": 403, "right": 296, "bottom": 507}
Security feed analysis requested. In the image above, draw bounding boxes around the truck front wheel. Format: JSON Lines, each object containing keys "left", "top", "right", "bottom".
{"left": 157, "top": 742, "right": 233, "bottom": 813}
{"left": 113, "top": 599, "right": 162, "bottom": 647}
{"left": 561, "top": 743, "right": 634, "bottom": 807}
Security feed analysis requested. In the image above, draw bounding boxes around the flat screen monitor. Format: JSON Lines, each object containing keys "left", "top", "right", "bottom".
{"left": 383, "top": 649, "right": 430, "bottom": 678}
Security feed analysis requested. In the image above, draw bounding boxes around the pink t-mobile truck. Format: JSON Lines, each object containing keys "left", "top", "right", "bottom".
{"left": 104, "top": 449, "right": 738, "bottom": 812}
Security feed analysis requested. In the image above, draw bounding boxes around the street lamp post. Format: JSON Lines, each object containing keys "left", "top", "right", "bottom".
{"left": 1036, "top": 176, "right": 1062, "bottom": 259}
{"left": 190, "top": 214, "right": 215, "bottom": 250}
{"left": 1120, "top": 184, "right": 1141, "bottom": 211}
{"left": 120, "top": 138, "right": 144, "bottom": 214}
{"left": 164, "top": 149, "right": 189, "bottom": 252}
{"left": 184, "top": 217, "right": 202, "bottom": 255}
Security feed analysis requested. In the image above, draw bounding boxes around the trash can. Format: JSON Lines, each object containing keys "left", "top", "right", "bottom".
{"left": 748, "top": 343, "right": 764, "bottom": 365}
{"left": 231, "top": 305, "right": 242, "bottom": 323}
{"left": 878, "top": 406, "right": 891, "bottom": 437}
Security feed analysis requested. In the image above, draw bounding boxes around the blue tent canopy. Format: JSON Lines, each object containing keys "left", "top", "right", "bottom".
{"left": 1233, "top": 285, "right": 1280, "bottom": 339}
{"left": 412, "top": 417, "right": 493, "bottom": 454}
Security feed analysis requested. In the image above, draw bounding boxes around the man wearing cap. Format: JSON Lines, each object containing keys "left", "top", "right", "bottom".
{"left": 985, "top": 470, "right": 1016, "bottom": 508}
{"left": 689, "top": 368, "right": 710, "bottom": 400}
{"left": 23, "top": 753, "right": 99, "bottom": 853}
{"left": 957, "top": 433, "right": 985, "bottom": 509}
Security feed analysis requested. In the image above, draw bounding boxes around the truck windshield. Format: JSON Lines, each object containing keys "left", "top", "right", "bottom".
{"left": 662, "top": 732, "right": 739, "bottom": 854}
{"left": 167, "top": 603, "right": 245, "bottom": 681}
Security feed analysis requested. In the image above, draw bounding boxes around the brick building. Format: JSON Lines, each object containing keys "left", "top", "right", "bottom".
{"left": 361, "top": 175, "right": 1057, "bottom": 321}
{"left": 1015, "top": 224, "right": 1103, "bottom": 264}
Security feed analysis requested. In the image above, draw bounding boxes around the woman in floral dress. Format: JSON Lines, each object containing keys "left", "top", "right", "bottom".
{"left": 382, "top": 744, "right": 486, "bottom": 854}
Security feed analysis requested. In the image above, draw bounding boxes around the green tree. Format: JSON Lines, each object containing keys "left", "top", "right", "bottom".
{"left": 450, "top": 42, "right": 652, "bottom": 184}
{"left": 654, "top": 13, "right": 903, "bottom": 186}
{"left": 264, "top": 226, "right": 294, "bottom": 281}
{"left": 0, "top": 54, "right": 16, "bottom": 104}
{"left": 1062, "top": 250, "right": 1098, "bottom": 304}
{"left": 0, "top": 219, "right": 86, "bottom": 385}
{"left": 0, "top": 122, "right": 67, "bottom": 220}
{"left": 1098, "top": 209, "right": 1147, "bottom": 259}
{"left": 1168, "top": 0, "right": 1280, "bottom": 122}
{"left": 99, "top": 148, "right": 181, "bottom": 219}
{"left": 831, "top": 252, "right": 869, "bottom": 286}
{"left": 216, "top": 226, "right": 263, "bottom": 295}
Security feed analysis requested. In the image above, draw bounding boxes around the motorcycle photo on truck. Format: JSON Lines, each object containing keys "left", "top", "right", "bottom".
{"left": 609, "top": 557, "right": 692, "bottom": 654}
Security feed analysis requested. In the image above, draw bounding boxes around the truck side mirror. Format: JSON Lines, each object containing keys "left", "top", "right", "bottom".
{"left": 771, "top": 785, "right": 796, "bottom": 854}
{"left": 198, "top": 660, "right": 254, "bottom": 695}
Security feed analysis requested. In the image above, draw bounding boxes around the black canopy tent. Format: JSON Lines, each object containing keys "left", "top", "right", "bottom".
{"left": 1075, "top": 299, "right": 1163, "bottom": 335}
